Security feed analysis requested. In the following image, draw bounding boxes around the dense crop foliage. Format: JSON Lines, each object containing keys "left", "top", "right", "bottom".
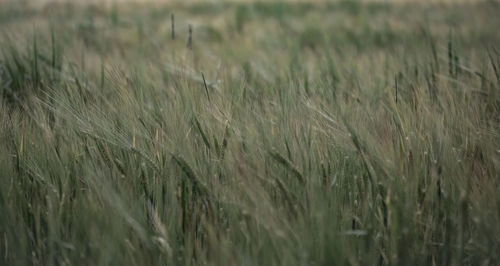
{"left": 1, "top": 1, "right": 499, "bottom": 265}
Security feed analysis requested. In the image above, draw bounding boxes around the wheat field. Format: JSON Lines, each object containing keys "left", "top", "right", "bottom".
{"left": 0, "top": 0, "right": 499, "bottom": 265}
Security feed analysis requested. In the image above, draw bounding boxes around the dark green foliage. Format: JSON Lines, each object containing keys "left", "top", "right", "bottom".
{"left": 185, "top": 2, "right": 226, "bottom": 15}
{"left": 1, "top": 33, "right": 62, "bottom": 106}
{"left": 327, "top": 0, "right": 361, "bottom": 15}
{"left": 235, "top": 4, "right": 251, "bottom": 33}
{"left": 252, "top": 2, "right": 313, "bottom": 18}
{"left": 298, "top": 26, "right": 324, "bottom": 50}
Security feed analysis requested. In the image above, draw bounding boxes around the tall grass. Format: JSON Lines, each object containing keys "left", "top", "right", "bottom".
{"left": 0, "top": 1, "right": 499, "bottom": 265}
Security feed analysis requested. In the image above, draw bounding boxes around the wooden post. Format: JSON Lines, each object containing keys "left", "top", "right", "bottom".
{"left": 187, "top": 24, "right": 192, "bottom": 49}
{"left": 171, "top": 14, "right": 175, "bottom": 40}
